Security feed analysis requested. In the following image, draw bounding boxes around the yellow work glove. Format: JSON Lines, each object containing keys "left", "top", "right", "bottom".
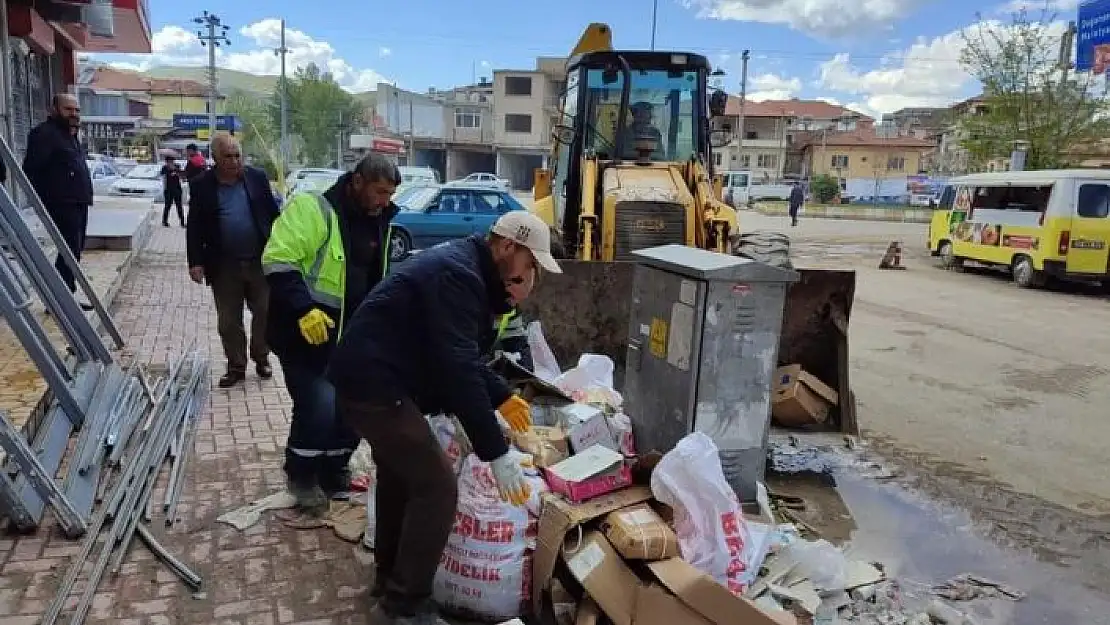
{"left": 490, "top": 452, "right": 531, "bottom": 507}
{"left": 297, "top": 308, "right": 335, "bottom": 345}
{"left": 497, "top": 395, "right": 532, "bottom": 433}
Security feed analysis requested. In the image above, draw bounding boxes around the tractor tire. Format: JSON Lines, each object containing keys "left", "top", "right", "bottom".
{"left": 732, "top": 230, "right": 794, "bottom": 269}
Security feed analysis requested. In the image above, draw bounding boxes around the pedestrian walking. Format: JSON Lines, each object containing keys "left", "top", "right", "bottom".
{"left": 186, "top": 133, "right": 280, "bottom": 388}
{"left": 326, "top": 212, "right": 561, "bottom": 625}
{"left": 261, "top": 153, "right": 400, "bottom": 512}
{"left": 161, "top": 154, "right": 185, "bottom": 227}
{"left": 788, "top": 180, "right": 804, "bottom": 227}
{"left": 183, "top": 143, "right": 207, "bottom": 182}
{"left": 22, "top": 93, "right": 94, "bottom": 309}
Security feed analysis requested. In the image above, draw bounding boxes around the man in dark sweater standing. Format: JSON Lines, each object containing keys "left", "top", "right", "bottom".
{"left": 186, "top": 133, "right": 280, "bottom": 388}
{"left": 22, "top": 93, "right": 94, "bottom": 308}
{"left": 327, "top": 212, "right": 561, "bottom": 624}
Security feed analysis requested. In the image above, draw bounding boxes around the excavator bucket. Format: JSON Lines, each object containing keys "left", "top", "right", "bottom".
{"left": 519, "top": 262, "right": 858, "bottom": 434}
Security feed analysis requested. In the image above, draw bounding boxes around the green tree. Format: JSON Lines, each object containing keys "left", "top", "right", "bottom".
{"left": 810, "top": 174, "right": 840, "bottom": 204}
{"left": 959, "top": 10, "right": 1110, "bottom": 170}
{"left": 273, "top": 64, "right": 364, "bottom": 168}
{"left": 224, "top": 88, "right": 280, "bottom": 177}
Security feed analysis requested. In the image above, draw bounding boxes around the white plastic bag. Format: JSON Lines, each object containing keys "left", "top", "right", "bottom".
{"left": 433, "top": 454, "right": 548, "bottom": 621}
{"left": 526, "top": 321, "right": 561, "bottom": 383}
{"left": 428, "top": 415, "right": 469, "bottom": 476}
{"left": 650, "top": 432, "right": 754, "bottom": 595}
{"left": 554, "top": 354, "right": 623, "bottom": 408}
{"left": 362, "top": 466, "right": 377, "bottom": 550}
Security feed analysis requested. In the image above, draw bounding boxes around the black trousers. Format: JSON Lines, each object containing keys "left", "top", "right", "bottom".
{"left": 163, "top": 188, "right": 184, "bottom": 225}
{"left": 281, "top": 358, "right": 357, "bottom": 494}
{"left": 46, "top": 203, "right": 89, "bottom": 293}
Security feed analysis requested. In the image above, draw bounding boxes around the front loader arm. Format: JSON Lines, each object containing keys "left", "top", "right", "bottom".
{"left": 687, "top": 160, "right": 733, "bottom": 253}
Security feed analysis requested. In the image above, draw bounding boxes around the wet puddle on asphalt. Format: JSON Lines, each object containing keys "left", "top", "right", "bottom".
{"left": 768, "top": 437, "right": 1110, "bottom": 625}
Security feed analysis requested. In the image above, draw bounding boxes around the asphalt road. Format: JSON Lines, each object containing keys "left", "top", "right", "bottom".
{"left": 741, "top": 211, "right": 1110, "bottom": 518}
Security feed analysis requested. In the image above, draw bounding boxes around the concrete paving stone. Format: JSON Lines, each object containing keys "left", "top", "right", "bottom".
{"left": 0, "top": 227, "right": 378, "bottom": 623}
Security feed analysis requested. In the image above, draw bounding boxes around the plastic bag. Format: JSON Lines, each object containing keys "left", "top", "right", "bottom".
{"left": 554, "top": 354, "right": 624, "bottom": 408}
{"left": 526, "top": 321, "right": 561, "bottom": 383}
{"left": 428, "top": 414, "right": 470, "bottom": 476}
{"left": 780, "top": 539, "right": 850, "bottom": 591}
{"left": 362, "top": 466, "right": 377, "bottom": 550}
{"left": 650, "top": 432, "right": 754, "bottom": 595}
{"left": 433, "top": 454, "right": 548, "bottom": 621}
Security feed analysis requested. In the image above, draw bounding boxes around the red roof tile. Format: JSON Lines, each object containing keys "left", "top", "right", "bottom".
{"left": 147, "top": 78, "right": 211, "bottom": 97}
{"left": 800, "top": 128, "right": 935, "bottom": 149}
{"left": 725, "top": 96, "right": 872, "bottom": 121}
{"left": 87, "top": 66, "right": 150, "bottom": 92}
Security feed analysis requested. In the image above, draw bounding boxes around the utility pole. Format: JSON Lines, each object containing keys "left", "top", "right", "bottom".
{"left": 193, "top": 12, "right": 230, "bottom": 150}
{"left": 737, "top": 50, "right": 750, "bottom": 159}
{"left": 336, "top": 110, "right": 344, "bottom": 169}
{"left": 650, "top": 0, "right": 658, "bottom": 50}
{"left": 408, "top": 99, "right": 416, "bottom": 165}
{"left": 274, "top": 19, "right": 290, "bottom": 181}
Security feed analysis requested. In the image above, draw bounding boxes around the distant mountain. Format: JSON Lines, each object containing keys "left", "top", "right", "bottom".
{"left": 143, "top": 66, "right": 279, "bottom": 95}
{"left": 141, "top": 66, "right": 377, "bottom": 106}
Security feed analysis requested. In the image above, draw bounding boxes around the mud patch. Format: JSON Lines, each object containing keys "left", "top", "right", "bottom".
{"left": 768, "top": 435, "right": 1110, "bottom": 624}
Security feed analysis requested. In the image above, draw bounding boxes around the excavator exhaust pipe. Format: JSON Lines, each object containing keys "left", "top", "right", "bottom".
{"left": 519, "top": 261, "right": 858, "bottom": 433}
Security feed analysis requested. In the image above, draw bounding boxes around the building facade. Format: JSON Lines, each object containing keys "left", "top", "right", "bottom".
{"left": 75, "top": 65, "right": 151, "bottom": 156}
{"left": 712, "top": 97, "right": 873, "bottom": 181}
{"left": 147, "top": 77, "right": 223, "bottom": 120}
{"left": 491, "top": 57, "right": 564, "bottom": 190}
{"left": 801, "top": 129, "right": 933, "bottom": 201}
{"left": 1, "top": 0, "right": 151, "bottom": 161}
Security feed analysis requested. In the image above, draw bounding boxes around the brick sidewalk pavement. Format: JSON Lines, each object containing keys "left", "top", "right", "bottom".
{"left": 0, "top": 226, "right": 376, "bottom": 625}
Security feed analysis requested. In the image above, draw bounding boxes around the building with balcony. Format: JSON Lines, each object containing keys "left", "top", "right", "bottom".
{"left": 75, "top": 64, "right": 150, "bottom": 156}
{"left": 147, "top": 77, "right": 223, "bottom": 120}
{"left": 429, "top": 80, "right": 496, "bottom": 180}
{"left": 491, "top": 57, "right": 564, "bottom": 189}
{"left": 1, "top": 0, "right": 152, "bottom": 160}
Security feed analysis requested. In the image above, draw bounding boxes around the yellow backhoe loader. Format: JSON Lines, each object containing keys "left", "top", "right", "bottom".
{"left": 519, "top": 23, "right": 858, "bottom": 433}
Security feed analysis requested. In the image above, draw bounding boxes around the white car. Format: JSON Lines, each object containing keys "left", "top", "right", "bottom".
{"left": 88, "top": 160, "right": 124, "bottom": 195}
{"left": 448, "top": 172, "right": 511, "bottom": 190}
{"left": 399, "top": 166, "right": 440, "bottom": 185}
{"left": 109, "top": 164, "right": 164, "bottom": 199}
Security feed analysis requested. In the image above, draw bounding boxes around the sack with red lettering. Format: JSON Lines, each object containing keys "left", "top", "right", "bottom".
{"left": 433, "top": 453, "right": 547, "bottom": 621}
{"left": 650, "top": 432, "right": 755, "bottom": 595}
{"left": 428, "top": 415, "right": 470, "bottom": 476}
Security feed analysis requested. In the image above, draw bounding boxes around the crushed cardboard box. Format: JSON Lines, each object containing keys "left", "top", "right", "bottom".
{"left": 564, "top": 530, "right": 796, "bottom": 625}
{"left": 512, "top": 426, "right": 570, "bottom": 468}
{"left": 601, "top": 503, "right": 678, "bottom": 561}
{"left": 772, "top": 364, "right": 839, "bottom": 427}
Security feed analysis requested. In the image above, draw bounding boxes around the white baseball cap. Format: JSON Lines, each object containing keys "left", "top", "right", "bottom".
{"left": 491, "top": 211, "right": 563, "bottom": 274}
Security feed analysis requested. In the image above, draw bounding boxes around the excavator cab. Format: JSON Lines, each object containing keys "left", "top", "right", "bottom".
{"left": 537, "top": 48, "right": 732, "bottom": 259}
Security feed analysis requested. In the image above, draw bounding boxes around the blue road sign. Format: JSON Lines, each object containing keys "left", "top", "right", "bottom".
{"left": 171, "top": 114, "right": 242, "bottom": 131}
{"left": 1077, "top": 0, "right": 1110, "bottom": 72}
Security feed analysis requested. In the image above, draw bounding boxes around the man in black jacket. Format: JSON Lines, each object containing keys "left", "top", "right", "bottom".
{"left": 186, "top": 133, "right": 280, "bottom": 388}
{"left": 262, "top": 154, "right": 400, "bottom": 512}
{"left": 327, "top": 211, "right": 561, "bottom": 624}
{"left": 22, "top": 94, "right": 94, "bottom": 305}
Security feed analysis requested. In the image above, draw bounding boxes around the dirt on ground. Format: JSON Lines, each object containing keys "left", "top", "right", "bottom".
{"left": 742, "top": 212, "right": 1110, "bottom": 601}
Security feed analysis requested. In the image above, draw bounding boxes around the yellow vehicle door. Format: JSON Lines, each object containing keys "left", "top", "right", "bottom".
{"left": 1065, "top": 181, "right": 1110, "bottom": 275}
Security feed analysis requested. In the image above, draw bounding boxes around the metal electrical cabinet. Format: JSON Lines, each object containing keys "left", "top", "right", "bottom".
{"left": 623, "top": 245, "right": 798, "bottom": 502}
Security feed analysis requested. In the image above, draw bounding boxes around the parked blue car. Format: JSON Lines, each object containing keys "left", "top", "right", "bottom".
{"left": 389, "top": 184, "right": 527, "bottom": 261}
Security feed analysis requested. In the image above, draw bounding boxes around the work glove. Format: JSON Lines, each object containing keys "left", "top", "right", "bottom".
{"left": 496, "top": 395, "right": 532, "bottom": 433}
{"left": 490, "top": 452, "right": 531, "bottom": 506}
{"left": 297, "top": 308, "right": 335, "bottom": 345}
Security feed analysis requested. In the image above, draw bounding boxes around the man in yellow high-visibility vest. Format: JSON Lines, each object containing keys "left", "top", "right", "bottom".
{"left": 262, "top": 153, "right": 400, "bottom": 513}
{"left": 490, "top": 267, "right": 536, "bottom": 369}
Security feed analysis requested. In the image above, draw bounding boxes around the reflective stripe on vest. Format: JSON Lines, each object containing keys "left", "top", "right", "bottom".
{"left": 495, "top": 310, "right": 518, "bottom": 344}
{"left": 307, "top": 193, "right": 341, "bottom": 309}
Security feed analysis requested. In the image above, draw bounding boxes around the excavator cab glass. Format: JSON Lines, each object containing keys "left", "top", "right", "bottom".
{"left": 580, "top": 66, "right": 700, "bottom": 162}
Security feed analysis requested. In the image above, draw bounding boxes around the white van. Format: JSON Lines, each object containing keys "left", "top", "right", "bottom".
{"left": 398, "top": 166, "right": 440, "bottom": 185}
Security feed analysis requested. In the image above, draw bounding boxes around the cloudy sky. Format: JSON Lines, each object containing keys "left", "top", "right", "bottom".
{"left": 95, "top": 0, "right": 1085, "bottom": 119}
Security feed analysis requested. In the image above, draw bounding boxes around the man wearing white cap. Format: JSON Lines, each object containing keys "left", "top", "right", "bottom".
{"left": 326, "top": 210, "right": 559, "bottom": 625}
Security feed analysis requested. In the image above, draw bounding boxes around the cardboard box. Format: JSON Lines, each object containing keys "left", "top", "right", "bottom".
{"left": 601, "top": 504, "right": 679, "bottom": 561}
{"left": 512, "top": 426, "right": 569, "bottom": 468}
{"left": 556, "top": 403, "right": 619, "bottom": 453}
{"left": 561, "top": 530, "right": 795, "bottom": 625}
{"left": 545, "top": 446, "right": 632, "bottom": 503}
{"left": 772, "top": 364, "right": 839, "bottom": 427}
{"left": 532, "top": 486, "right": 655, "bottom": 615}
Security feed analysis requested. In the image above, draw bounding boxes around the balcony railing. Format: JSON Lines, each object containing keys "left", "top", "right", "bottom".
{"left": 449, "top": 126, "right": 495, "bottom": 144}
